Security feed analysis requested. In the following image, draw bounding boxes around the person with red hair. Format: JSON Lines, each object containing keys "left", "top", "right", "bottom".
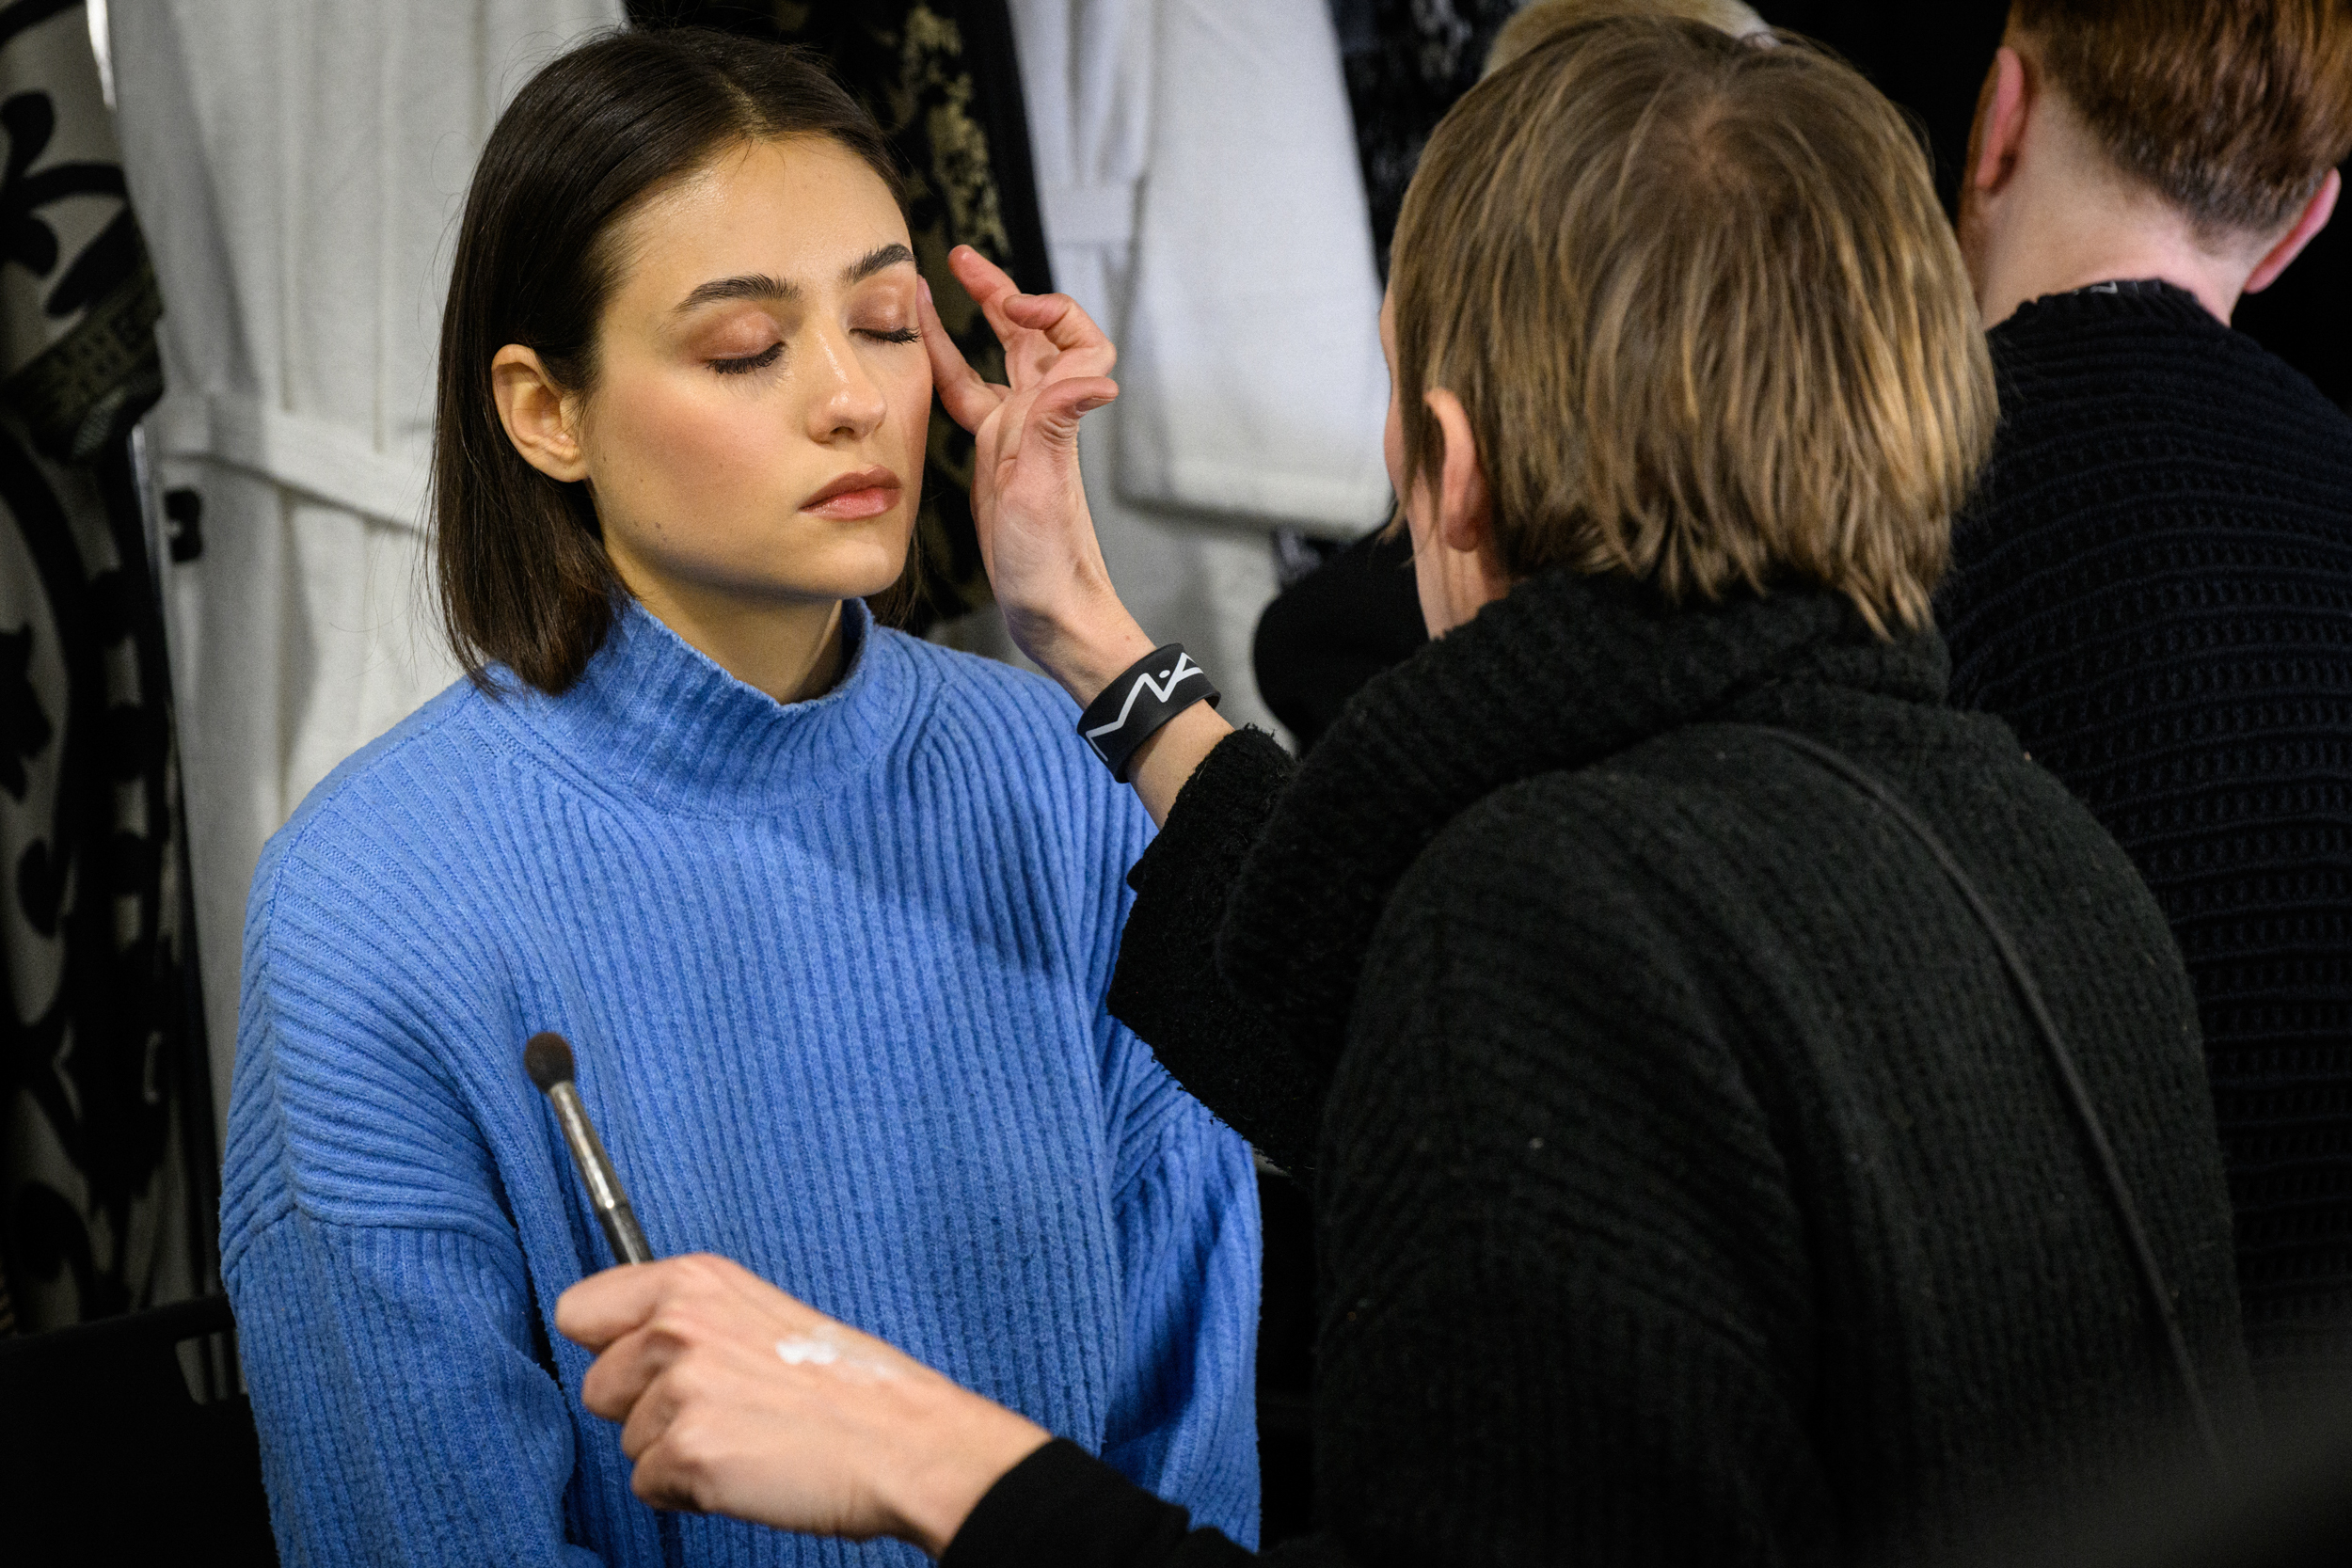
{"left": 1941, "top": 0, "right": 2352, "bottom": 1408}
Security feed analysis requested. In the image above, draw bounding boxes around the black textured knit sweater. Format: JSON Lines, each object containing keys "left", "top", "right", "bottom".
{"left": 944, "top": 571, "right": 2255, "bottom": 1568}
{"left": 1938, "top": 282, "right": 2352, "bottom": 1387}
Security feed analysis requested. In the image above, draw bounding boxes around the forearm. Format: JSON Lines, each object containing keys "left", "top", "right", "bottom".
{"left": 1108, "top": 728, "right": 1324, "bottom": 1170}
{"left": 943, "top": 1440, "right": 1260, "bottom": 1568}
{"left": 1129, "top": 705, "right": 1236, "bottom": 827}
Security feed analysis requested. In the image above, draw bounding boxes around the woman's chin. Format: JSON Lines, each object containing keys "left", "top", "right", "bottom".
{"left": 634, "top": 516, "right": 914, "bottom": 611}
{"left": 825, "top": 545, "right": 915, "bottom": 606}
{"left": 789, "top": 516, "right": 914, "bottom": 596}
{"left": 746, "top": 537, "right": 912, "bottom": 603}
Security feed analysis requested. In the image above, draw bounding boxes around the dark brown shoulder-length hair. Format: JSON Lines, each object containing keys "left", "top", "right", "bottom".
{"left": 435, "top": 26, "right": 902, "bottom": 695}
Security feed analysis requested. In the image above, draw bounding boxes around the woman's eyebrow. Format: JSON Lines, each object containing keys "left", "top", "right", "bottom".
{"left": 844, "top": 243, "right": 914, "bottom": 283}
{"left": 675, "top": 273, "right": 798, "bottom": 312}
{"left": 674, "top": 245, "right": 912, "bottom": 312}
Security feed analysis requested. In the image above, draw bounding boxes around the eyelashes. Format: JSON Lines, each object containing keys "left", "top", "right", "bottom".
{"left": 707, "top": 327, "right": 918, "bottom": 377}
{"left": 710, "top": 343, "right": 783, "bottom": 376}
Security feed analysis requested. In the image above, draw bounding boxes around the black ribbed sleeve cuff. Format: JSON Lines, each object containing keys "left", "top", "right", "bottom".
{"left": 941, "top": 1439, "right": 1228, "bottom": 1568}
{"left": 1108, "top": 728, "right": 1325, "bottom": 1174}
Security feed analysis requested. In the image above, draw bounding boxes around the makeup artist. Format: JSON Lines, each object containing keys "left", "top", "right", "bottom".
{"left": 558, "top": 17, "right": 2256, "bottom": 1565}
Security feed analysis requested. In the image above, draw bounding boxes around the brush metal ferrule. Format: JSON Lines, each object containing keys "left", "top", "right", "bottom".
{"left": 545, "top": 1080, "right": 652, "bottom": 1266}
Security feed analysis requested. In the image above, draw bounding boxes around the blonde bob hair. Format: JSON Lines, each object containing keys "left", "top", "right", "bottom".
{"left": 1486, "top": 0, "right": 1770, "bottom": 76}
{"left": 1391, "top": 17, "right": 1995, "bottom": 636}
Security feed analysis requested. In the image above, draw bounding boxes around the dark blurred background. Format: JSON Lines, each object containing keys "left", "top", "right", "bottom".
{"left": 1777, "top": 1, "right": 2352, "bottom": 409}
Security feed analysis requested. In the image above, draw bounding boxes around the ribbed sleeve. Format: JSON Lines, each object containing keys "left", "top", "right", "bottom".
{"left": 1102, "top": 1105, "right": 1261, "bottom": 1546}
{"left": 236, "top": 1217, "right": 607, "bottom": 1567}
{"left": 221, "top": 601, "right": 1259, "bottom": 1566}
{"left": 1110, "top": 729, "right": 1321, "bottom": 1174}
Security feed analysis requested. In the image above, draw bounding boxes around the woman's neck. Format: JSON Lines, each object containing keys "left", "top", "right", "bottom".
{"left": 627, "top": 577, "right": 849, "bottom": 705}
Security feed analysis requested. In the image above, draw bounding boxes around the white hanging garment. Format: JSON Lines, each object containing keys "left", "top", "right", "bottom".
{"left": 1007, "top": 0, "right": 1390, "bottom": 733}
{"left": 107, "top": 0, "right": 623, "bottom": 1126}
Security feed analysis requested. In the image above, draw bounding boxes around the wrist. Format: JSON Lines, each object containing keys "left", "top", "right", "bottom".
{"left": 890, "top": 1392, "right": 1052, "bottom": 1560}
{"left": 1006, "top": 594, "right": 1156, "bottom": 707}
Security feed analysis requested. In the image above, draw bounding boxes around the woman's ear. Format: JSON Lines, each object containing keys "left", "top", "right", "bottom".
{"left": 492, "top": 344, "right": 589, "bottom": 483}
{"left": 1422, "top": 388, "right": 1493, "bottom": 556}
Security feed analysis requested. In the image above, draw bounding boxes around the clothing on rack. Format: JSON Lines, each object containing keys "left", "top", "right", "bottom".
{"left": 0, "top": 0, "right": 215, "bottom": 1333}
{"left": 1245, "top": 0, "right": 1518, "bottom": 743}
{"left": 1008, "top": 0, "right": 1391, "bottom": 733}
{"left": 1327, "top": 0, "right": 1523, "bottom": 280}
{"left": 106, "top": 0, "right": 625, "bottom": 1127}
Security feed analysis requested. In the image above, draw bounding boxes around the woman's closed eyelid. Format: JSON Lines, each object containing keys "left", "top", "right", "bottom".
{"left": 710, "top": 341, "right": 784, "bottom": 376}
{"left": 704, "top": 315, "right": 915, "bottom": 374}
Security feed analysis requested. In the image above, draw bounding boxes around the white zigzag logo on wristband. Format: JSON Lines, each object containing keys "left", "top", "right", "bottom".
{"left": 1084, "top": 654, "right": 1206, "bottom": 760}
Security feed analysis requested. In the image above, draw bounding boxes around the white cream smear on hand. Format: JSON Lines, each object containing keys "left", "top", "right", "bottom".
{"left": 776, "top": 1332, "right": 898, "bottom": 1382}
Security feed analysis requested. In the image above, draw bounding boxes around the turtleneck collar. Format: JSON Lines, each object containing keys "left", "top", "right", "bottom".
{"left": 2007, "top": 277, "right": 2217, "bottom": 334}
{"left": 497, "top": 596, "right": 914, "bottom": 818}
{"left": 1216, "top": 569, "right": 1948, "bottom": 1069}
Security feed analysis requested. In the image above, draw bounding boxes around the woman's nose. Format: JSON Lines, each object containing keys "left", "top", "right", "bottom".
{"left": 804, "top": 324, "right": 888, "bottom": 442}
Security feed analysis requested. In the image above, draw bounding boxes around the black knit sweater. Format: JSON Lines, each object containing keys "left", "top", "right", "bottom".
{"left": 944, "top": 571, "right": 2254, "bottom": 1568}
{"left": 1938, "top": 282, "right": 2352, "bottom": 1388}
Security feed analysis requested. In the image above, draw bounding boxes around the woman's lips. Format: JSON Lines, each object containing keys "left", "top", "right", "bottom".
{"left": 802, "top": 467, "right": 902, "bottom": 520}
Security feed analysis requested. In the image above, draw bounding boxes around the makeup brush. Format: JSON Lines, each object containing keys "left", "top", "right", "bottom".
{"left": 523, "top": 1031, "right": 653, "bottom": 1266}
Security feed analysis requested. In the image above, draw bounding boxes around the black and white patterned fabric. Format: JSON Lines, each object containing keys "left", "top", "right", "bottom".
{"left": 0, "top": 0, "right": 215, "bottom": 1334}
{"left": 1327, "top": 0, "right": 1526, "bottom": 279}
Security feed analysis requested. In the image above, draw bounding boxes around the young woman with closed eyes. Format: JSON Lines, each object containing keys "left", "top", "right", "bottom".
{"left": 216, "top": 30, "right": 1260, "bottom": 1568}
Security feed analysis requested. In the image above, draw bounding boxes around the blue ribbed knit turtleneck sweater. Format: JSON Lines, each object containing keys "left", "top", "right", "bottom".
{"left": 219, "top": 599, "right": 1261, "bottom": 1567}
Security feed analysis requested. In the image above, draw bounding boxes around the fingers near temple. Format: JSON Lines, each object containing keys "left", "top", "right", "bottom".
{"left": 1003, "top": 290, "right": 1114, "bottom": 362}
{"left": 949, "top": 245, "right": 1031, "bottom": 350}
{"left": 922, "top": 279, "right": 1007, "bottom": 435}
{"left": 987, "top": 376, "right": 1120, "bottom": 489}
{"left": 947, "top": 244, "right": 1018, "bottom": 310}
{"left": 1026, "top": 376, "right": 1122, "bottom": 439}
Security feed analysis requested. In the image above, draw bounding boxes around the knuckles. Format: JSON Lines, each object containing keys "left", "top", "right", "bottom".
{"left": 664, "top": 1252, "right": 738, "bottom": 1297}
{"left": 579, "top": 1372, "right": 623, "bottom": 1420}
{"left": 659, "top": 1354, "right": 712, "bottom": 1405}
{"left": 647, "top": 1415, "right": 728, "bottom": 1514}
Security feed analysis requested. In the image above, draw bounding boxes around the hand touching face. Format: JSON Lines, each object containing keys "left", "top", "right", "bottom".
{"left": 921, "top": 246, "right": 1236, "bottom": 821}
{"left": 921, "top": 245, "right": 1135, "bottom": 679}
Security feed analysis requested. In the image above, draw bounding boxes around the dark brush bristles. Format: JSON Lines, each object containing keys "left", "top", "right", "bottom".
{"left": 523, "top": 1032, "right": 576, "bottom": 1092}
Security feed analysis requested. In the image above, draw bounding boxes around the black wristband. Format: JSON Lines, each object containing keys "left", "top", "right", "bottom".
{"left": 1076, "top": 644, "right": 1220, "bottom": 783}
